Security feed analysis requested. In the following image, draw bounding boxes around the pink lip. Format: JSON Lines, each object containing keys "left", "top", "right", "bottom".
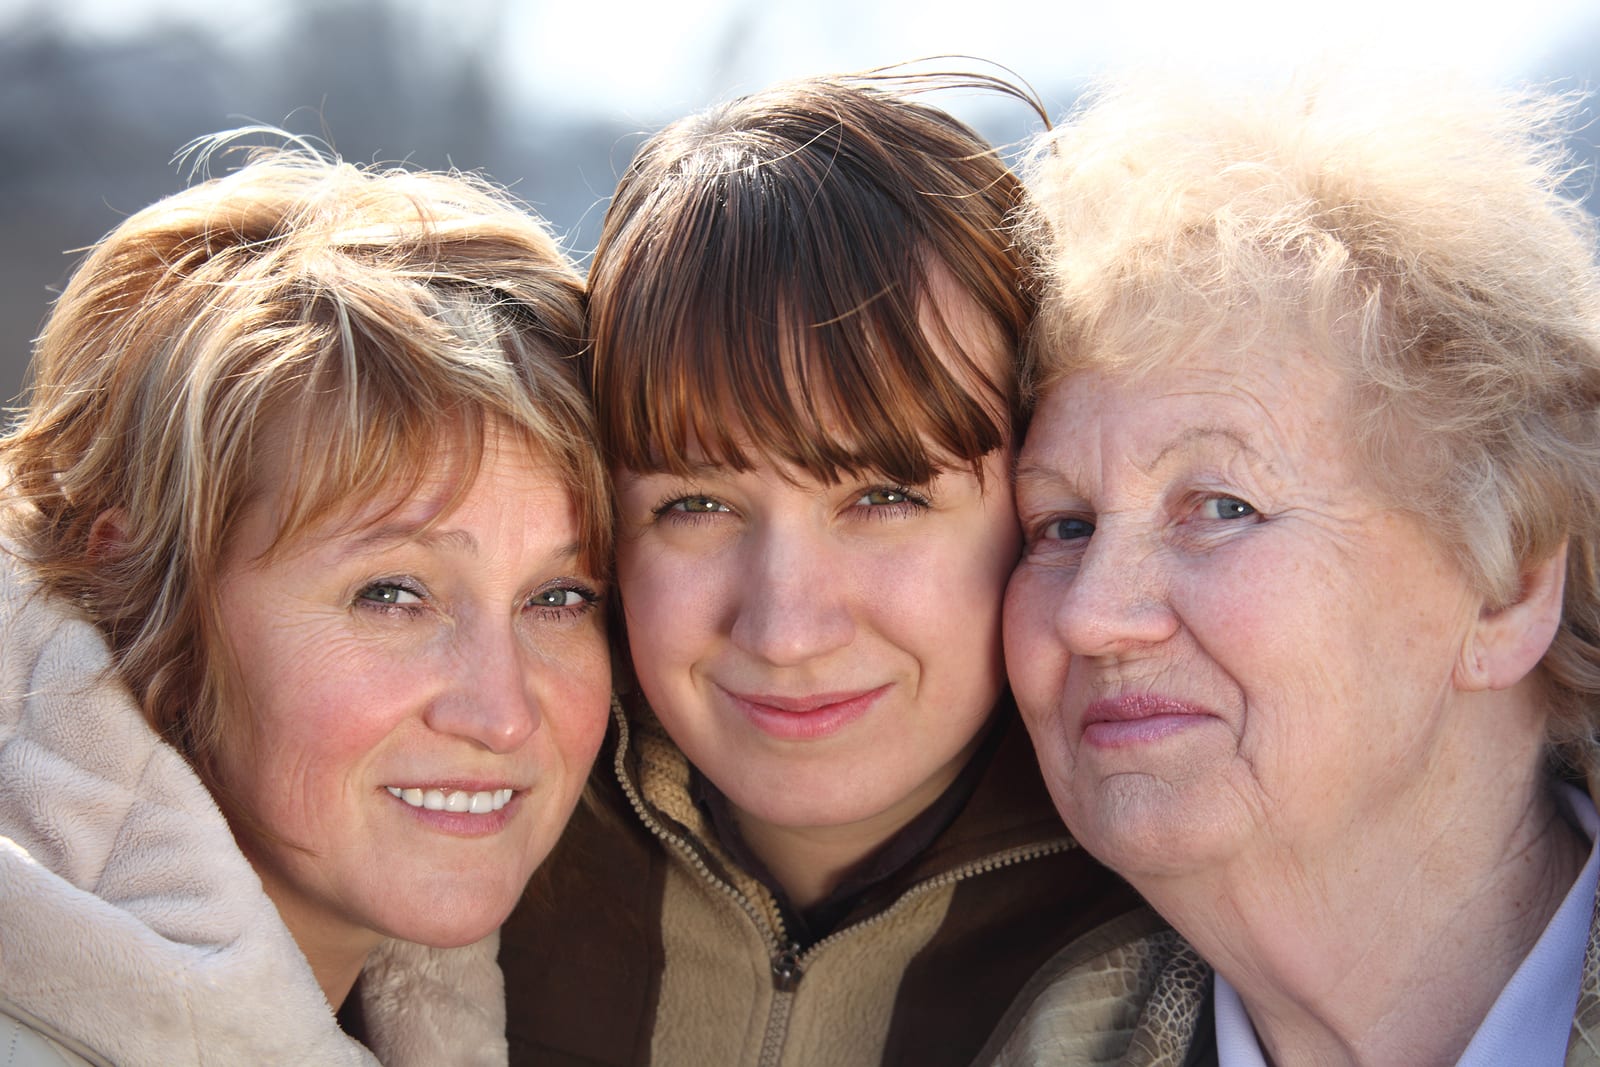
{"left": 1080, "top": 694, "right": 1216, "bottom": 749}
{"left": 722, "top": 684, "right": 890, "bottom": 741}
{"left": 383, "top": 782, "right": 526, "bottom": 839}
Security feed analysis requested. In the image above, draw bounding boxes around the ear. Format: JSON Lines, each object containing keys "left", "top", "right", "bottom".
{"left": 86, "top": 508, "right": 129, "bottom": 560}
{"left": 1456, "top": 540, "right": 1567, "bottom": 692}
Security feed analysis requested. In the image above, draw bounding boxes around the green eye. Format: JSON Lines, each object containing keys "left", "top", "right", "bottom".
{"left": 668, "top": 496, "right": 730, "bottom": 514}
{"left": 358, "top": 582, "right": 422, "bottom": 606}
{"left": 855, "top": 486, "right": 926, "bottom": 507}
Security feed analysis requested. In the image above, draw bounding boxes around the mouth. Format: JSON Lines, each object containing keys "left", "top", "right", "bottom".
{"left": 721, "top": 684, "right": 890, "bottom": 741}
{"left": 1080, "top": 694, "right": 1216, "bottom": 748}
{"left": 385, "top": 786, "right": 515, "bottom": 814}
{"left": 728, "top": 685, "right": 890, "bottom": 715}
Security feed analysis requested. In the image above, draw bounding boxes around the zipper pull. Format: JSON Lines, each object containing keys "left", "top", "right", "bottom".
{"left": 770, "top": 942, "right": 803, "bottom": 992}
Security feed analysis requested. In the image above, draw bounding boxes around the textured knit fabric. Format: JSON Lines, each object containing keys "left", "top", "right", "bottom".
{"left": 500, "top": 697, "right": 1143, "bottom": 1067}
{"left": 0, "top": 545, "right": 507, "bottom": 1067}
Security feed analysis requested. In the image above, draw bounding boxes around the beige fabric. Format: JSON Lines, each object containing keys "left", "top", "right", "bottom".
{"left": 633, "top": 712, "right": 962, "bottom": 1067}
{"left": 0, "top": 545, "right": 505, "bottom": 1066}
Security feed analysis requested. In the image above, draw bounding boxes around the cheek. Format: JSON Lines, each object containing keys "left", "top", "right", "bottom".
{"left": 1002, "top": 566, "right": 1068, "bottom": 708}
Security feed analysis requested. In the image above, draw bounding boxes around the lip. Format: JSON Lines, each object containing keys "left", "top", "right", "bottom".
{"left": 721, "top": 684, "right": 890, "bottom": 741}
{"left": 382, "top": 780, "right": 527, "bottom": 837}
{"left": 1080, "top": 694, "right": 1217, "bottom": 749}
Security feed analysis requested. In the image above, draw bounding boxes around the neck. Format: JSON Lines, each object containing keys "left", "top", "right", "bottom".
{"left": 243, "top": 851, "right": 381, "bottom": 1011}
{"left": 1146, "top": 767, "right": 1586, "bottom": 1066}
{"left": 732, "top": 731, "right": 985, "bottom": 910}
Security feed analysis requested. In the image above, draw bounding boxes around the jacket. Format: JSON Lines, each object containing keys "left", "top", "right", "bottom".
{"left": 0, "top": 545, "right": 506, "bottom": 1067}
{"left": 500, "top": 698, "right": 1142, "bottom": 1066}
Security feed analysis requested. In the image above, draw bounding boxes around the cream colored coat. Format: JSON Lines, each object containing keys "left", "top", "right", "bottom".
{"left": 0, "top": 548, "right": 506, "bottom": 1066}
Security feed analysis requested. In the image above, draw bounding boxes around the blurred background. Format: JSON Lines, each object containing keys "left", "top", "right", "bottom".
{"left": 3, "top": 0, "right": 1599, "bottom": 402}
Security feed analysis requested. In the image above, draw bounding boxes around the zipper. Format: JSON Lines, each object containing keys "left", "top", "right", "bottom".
{"left": 610, "top": 705, "right": 1074, "bottom": 1066}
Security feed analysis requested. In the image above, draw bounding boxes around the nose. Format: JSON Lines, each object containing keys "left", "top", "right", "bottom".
{"left": 728, "top": 526, "right": 856, "bottom": 667}
{"left": 1050, "top": 524, "right": 1178, "bottom": 659}
{"left": 424, "top": 619, "right": 540, "bottom": 753}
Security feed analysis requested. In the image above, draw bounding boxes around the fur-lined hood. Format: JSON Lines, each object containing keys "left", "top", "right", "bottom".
{"left": 0, "top": 545, "right": 506, "bottom": 1066}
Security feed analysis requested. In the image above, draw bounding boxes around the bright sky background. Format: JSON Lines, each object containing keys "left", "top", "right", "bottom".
{"left": 16, "top": 0, "right": 1600, "bottom": 124}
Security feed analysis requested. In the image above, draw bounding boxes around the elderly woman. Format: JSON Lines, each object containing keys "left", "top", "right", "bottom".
{"left": 994, "top": 76, "right": 1600, "bottom": 1065}
{"left": 0, "top": 137, "right": 612, "bottom": 1065}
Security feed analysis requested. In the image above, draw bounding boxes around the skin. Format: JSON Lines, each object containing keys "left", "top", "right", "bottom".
{"left": 1004, "top": 339, "right": 1582, "bottom": 1065}
{"left": 212, "top": 421, "right": 611, "bottom": 1006}
{"left": 613, "top": 287, "right": 1019, "bottom": 907}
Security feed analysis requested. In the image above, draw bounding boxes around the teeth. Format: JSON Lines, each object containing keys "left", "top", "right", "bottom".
{"left": 386, "top": 786, "right": 514, "bottom": 813}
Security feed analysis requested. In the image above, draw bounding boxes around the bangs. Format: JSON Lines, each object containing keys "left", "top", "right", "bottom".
{"left": 236, "top": 281, "right": 610, "bottom": 578}
{"left": 591, "top": 163, "right": 1012, "bottom": 485}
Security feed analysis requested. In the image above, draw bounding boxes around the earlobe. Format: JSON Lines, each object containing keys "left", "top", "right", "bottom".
{"left": 87, "top": 508, "right": 129, "bottom": 560}
{"left": 1455, "top": 541, "right": 1567, "bottom": 692}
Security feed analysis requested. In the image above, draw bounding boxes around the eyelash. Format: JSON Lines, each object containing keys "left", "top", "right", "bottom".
{"left": 354, "top": 578, "right": 602, "bottom": 622}
{"left": 650, "top": 485, "right": 931, "bottom": 525}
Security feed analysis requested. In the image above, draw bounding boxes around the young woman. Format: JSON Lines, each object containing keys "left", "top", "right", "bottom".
{"left": 500, "top": 73, "right": 1141, "bottom": 1067}
{"left": 0, "top": 135, "right": 613, "bottom": 1065}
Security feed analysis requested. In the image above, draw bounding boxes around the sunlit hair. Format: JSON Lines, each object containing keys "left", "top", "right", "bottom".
{"left": 1019, "top": 73, "right": 1600, "bottom": 770}
{"left": 1, "top": 130, "right": 609, "bottom": 778}
{"left": 588, "top": 70, "right": 1043, "bottom": 486}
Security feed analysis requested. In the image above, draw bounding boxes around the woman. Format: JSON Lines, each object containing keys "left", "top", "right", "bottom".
{"left": 499, "top": 73, "right": 1141, "bottom": 1066}
{"left": 0, "top": 136, "right": 613, "bottom": 1065}
{"left": 995, "top": 75, "right": 1600, "bottom": 1065}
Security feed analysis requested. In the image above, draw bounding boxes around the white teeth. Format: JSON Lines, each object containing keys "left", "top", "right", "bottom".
{"left": 387, "top": 786, "right": 514, "bottom": 813}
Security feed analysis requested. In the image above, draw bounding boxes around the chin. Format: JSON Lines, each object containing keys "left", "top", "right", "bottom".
{"left": 1066, "top": 774, "right": 1240, "bottom": 884}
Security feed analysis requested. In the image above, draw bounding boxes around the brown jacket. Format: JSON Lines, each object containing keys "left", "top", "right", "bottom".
{"left": 500, "top": 699, "right": 1141, "bottom": 1066}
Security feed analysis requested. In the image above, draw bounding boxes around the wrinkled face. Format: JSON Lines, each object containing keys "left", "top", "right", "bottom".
{"left": 213, "top": 422, "right": 610, "bottom": 960}
{"left": 1004, "top": 340, "right": 1497, "bottom": 882}
{"left": 614, "top": 296, "right": 1019, "bottom": 842}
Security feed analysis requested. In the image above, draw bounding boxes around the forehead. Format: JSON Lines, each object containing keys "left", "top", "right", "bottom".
{"left": 1018, "top": 338, "right": 1353, "bottom": 486}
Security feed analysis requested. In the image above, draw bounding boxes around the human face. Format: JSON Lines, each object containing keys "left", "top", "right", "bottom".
{"left": 614, "top": 317, "right": 1019, "bottom": 842}
{"left": 1005, "top": 340, "right": 1498, "bottom": 882}
{"left": 213, "top": 423, "right": 610, "bottom": 962}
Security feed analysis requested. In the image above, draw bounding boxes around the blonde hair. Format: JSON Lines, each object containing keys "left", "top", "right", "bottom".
{"left": 2, "top": 131, "right": 609, "bottom": 778}
{"left": 1020, "top": 74, "right": 1600, "bottom": 771}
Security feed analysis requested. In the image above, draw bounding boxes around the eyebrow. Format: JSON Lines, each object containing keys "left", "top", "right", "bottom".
{"left": 1014, "top": 424, "right": 1262, "bottom": 494}
{"left": 1145, "top": 425, "right": 1261, "bottom": 472}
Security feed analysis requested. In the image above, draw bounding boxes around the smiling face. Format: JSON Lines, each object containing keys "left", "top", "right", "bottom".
{"left": 1003, "top": 338, "right": 1522, "bottom": 882}
{"left": 212, "top": 421, "right": 610, "bottom": 968}
{"left": 613, "top": 286, "right": 1020, "bottom": 846}
{"left": 616, "top": 448, "right": 1018, "bottom": 838}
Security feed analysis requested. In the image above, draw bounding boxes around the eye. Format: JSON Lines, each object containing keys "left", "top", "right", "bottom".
{"left": 661, "top": 495, "right": 731, "bottom": 515}
{"left": 1198, "top": 495, "right": 1257, "bottom": 521}
{"left": 356, "top": 580, "right": 424, "bottom": 608}
{"left": 856, "top": 486, "right": 917, "bottom": 506}
{"left": 527, "top": 582, "right": 601, "bottom": 620}
{"left": 1042, "top": 517, "right": 1095, "bottom": 541}
{"left": 530, "top": 584, "right": 594, "bottom": 609}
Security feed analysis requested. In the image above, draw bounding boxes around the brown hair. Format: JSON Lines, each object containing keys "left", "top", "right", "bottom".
{"left": 588, "top": 71, "right": 1042, "bottom": 486}
{"left": 2, "top": 131, "right": 610, "bottom": 777}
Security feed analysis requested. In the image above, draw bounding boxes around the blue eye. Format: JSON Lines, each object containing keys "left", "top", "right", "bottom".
{"left": 1044, "top": 517, "right": 1095, "bottom": 541}
{"left": 1200, "top": 496, "right": 1256, "bottom": 521}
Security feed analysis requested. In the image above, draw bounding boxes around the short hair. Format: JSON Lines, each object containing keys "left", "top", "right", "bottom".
{"left": 1019, "top": 74, "right": 1600, "bottom": 771}
{"left": 1, "top": 131, "right": 609, "bottom": 777}
{"left": 588, "top": 71, "right": 1043, "bottom": 486}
